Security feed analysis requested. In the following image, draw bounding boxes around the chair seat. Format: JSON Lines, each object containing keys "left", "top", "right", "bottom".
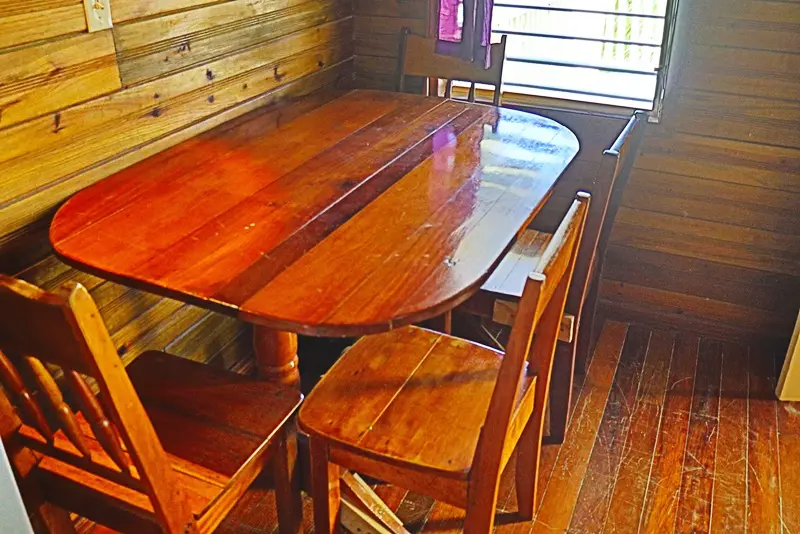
{"left": 33, "top": 351, "right": 302, "bottom": 530}
{"left": 127, "top": 351, "right": 302, "bottom": 478}
{"left": 298, "top": 326, "right": 532, "bottom": 480}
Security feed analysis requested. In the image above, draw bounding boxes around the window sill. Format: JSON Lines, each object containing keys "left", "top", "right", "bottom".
{"left": 449, "top": 85, "right": 639, "bottom": 119}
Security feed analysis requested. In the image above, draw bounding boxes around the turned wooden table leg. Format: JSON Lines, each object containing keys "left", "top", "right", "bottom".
{"left": 253, "top": 326, "right": 301, "bottom": 389}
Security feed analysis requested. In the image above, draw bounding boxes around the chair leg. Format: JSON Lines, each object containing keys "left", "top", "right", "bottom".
{"left": 30, "top": 503, "right": 77, "bottom": 534}
{"left": 310, "top": 440, "right": 341, "bottom": 534}
{"left": 10, "top": 454, "right": 77, "bottom": 534}
{"left": 463, "top": 450, "right": 503, "bottom": 533}
{"left": 515, "top": 405, "right": 546, "bottom": 521}
{"left": 545, "top": 342, "right": 575, "bottom": 445}
{"left": 424, "top": 312, "right": 452, "bottom": 335}
{"left": 26, "top": 487, "right": 77, "bottom": 534}
{"left": 463, "top": 489, "right": 499, "bottom": 534}
{"left": 273, "top": 426, "right": 302, "bottom": 534}
{"left": 442, "top": 311, "right": 452, "bottom": 335}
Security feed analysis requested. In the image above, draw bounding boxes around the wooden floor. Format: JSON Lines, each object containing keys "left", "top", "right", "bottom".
{"left": 88, "top": 318, "right": 796, "bottom": 534}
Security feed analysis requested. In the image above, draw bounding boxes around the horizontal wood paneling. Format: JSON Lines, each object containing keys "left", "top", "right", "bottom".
{"left": 599, "top": 280, "right": 793, "bottom": 343}
{"left": 672, "top": 90, "right": 800, "bottom": 149}
{"left": 353, "top": 0, "right": 428, "bottom": 18}
{"left": 111, "top": 0, "right": 225, "bottom": 24}
{"left": 690, "top": 0, "right": 800, "bottom": 53}
{"left": 0, "top": 1, "right": 86, "bottom": 49}
{"left": 115, "top": 0, "right": 351, "bottom": 84}
{"left": 626, "top": 169, "right": 800, "bottom": 215}
{"left": 636, "top": 133, "right": 800, "bottom": 193}
{"left": 1, "top": 21, "right": 353, "bottom": 207}
{"left": 0, "top": 31, "right": 121, "bottom": 129}
{"left": 604, "top": 246, "right": 800, "bottom": 315}
{"left": 0, "top": 0, "right": 354, "bottom": 368}
{"left": 616, "top": 208, "right": 800, "bottom": 261}
{"left": 602, "top": 0, "right": 800, "bottom": 342}
{"left": 611, "top": 220, "right": 799, "bottom": 276}
{"left": 352, "top": 1, "right": 427, "bottom": 89}
{"left": 681, "top": 46, "right": 800, "bottom": 100}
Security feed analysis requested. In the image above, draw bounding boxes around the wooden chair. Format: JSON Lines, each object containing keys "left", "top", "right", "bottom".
{"left": 299, "top": 193, "right": 590, "bottom": 534}
{"left": 0, "top": 275, "right": 303, "bottom": 534}
{"left": 397, "top": 28, "right": 508, "bottom": 105}
{"left": 456, "top": 111, "right": 647, "bottom": 443}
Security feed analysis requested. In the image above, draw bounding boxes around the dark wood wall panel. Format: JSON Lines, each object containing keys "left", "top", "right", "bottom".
{"left": 602, "top": 0, "right": 800, "bottom": 342}
{"left": 353, "top": 0, "right": 427, "bottom": 89}
{"left": 0, "top": 0, "right": 353, "bottom": 367}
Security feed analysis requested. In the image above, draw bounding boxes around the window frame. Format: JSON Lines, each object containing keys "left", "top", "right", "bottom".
{"left": 437, "top": 0, "right": 681, "bottom": 121}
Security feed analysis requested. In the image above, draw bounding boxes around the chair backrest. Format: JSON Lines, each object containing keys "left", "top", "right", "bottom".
{"left": 0, "top": 275, "right": 190, "bottom": 533}
{"left": 397, "top": 28, "right": 508, "bottom": 106}
{"left": 471, "top": 193, "right": 590, "bottom": 496}
{"left": 564, "top": 111, "right": 647, "bottom": 318}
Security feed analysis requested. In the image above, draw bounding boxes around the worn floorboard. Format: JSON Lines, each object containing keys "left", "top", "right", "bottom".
{"left": 710, "top": 342, "right": 749, "bottom": 533}
{"left": 747, "top": 345, "right": 782, "bottom": 533}
{"left": 603, "top": 330, "right": 674, "bottom": 534}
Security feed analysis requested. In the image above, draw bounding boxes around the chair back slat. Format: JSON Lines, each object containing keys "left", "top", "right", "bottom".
{"left": 0, "top": 275, "right": 190, "bottom": 534}
{"left": 67, "top": 370, "right": 131, "bottom": 474}
{"left": 470, "top": 192, "right": 590, "bottom": 500}
{"left": 23, "top": 354, "right": 93, "bottom": 458}
{"left": 397, "top": 29, "right": 508, "bottom": 106}
{"left": 0, "top": 349, "right": 53, "bottom": 441}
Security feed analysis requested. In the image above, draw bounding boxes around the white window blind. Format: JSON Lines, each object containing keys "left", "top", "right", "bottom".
{"left": 492, "top": 0, "right": 675, "bottom": 110}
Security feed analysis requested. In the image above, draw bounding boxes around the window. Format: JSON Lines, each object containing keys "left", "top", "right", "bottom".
{"left": 491, "top": 0, "right": 678, "bottom": 113}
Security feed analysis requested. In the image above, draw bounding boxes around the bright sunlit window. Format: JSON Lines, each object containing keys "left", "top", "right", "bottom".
{"left": 492, "top": 0, "right": 677, "bottom": 110}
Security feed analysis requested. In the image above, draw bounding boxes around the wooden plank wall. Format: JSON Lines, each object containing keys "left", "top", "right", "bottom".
{"left": 600, "top": 0, "right": 800, "bottom": 343}
{"left": 0, "top": 0, "right": 354, "bottom": 367}
{"left": 353, "top": 0, "right": 428, "bottom": 89}
{"left": 353, "top": 0, "right": 799, "bottom": 344}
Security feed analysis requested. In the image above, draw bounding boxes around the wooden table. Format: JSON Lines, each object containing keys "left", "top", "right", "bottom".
{"left": 51, "top": 88, "right": 578, "bottom": 530}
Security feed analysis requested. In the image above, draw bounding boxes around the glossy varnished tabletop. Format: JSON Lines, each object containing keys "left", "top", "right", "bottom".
{"left": 52, "top": 89, "right": 578, "bottom": 337}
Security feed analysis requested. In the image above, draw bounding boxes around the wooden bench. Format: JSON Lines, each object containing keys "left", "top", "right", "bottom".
{"left": 458, "top": 111, "right": 647, "bottom": 443}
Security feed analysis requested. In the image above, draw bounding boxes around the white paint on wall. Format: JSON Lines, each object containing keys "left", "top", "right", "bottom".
{"left": 0, "top": 439, "right": 33, "bottom": 534}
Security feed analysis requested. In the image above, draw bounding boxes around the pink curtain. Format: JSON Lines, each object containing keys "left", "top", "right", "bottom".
{"left": 435, "top": 0, "right": 494, "bottom": 68}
